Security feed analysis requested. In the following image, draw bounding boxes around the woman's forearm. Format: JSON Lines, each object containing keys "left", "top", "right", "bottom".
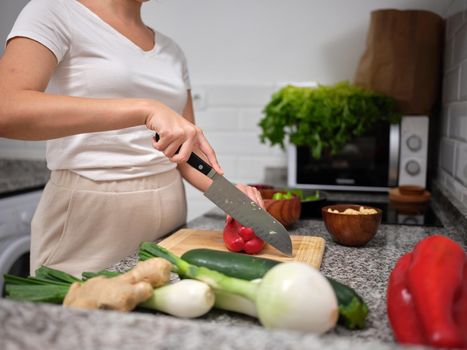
{"left": 0, "top": 90, "right": 151, "bottom": 140}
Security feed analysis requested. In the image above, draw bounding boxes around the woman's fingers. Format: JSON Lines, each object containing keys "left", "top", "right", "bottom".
{"left": 236, "top": 184, "right": 265, "bottom": 208}
{"left": 149, "top": 112, "right": 222, "bottom": 174}
{"left": 170, "top": 137, "right": 196, "bottom": 163}
{"left": 196, "top": 130, "right": 223, "bottom": 175}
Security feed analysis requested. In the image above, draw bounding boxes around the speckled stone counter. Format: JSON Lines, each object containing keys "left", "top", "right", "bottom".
{"left": 0, "top": 183, "right": 465, "bottom": 349}
{"left": 0, "top": 159, "right": 49, "bottom": 195}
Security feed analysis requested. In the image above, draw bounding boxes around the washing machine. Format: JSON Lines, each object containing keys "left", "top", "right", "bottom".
{"left": 0, "top": 189, "right": 42, "bottom": 294}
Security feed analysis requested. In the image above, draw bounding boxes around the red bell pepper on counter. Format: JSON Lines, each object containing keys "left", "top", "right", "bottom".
{"left": 223, "top": 216, "right": 265, "bottom": 254}
{"left": 387, "top": 235, "right": 466, "bottom": 349}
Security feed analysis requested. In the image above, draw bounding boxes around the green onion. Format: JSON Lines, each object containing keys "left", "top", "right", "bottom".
{"left": 4, "top": 264, "right": 214, "bottom": 318}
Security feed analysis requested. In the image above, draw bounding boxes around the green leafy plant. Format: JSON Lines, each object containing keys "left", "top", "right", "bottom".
{"left": 259, "top": 81, "right": 401, "bottom": 159}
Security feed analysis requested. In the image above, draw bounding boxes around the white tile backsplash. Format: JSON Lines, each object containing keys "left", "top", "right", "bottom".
{"left": 204, "top": 84, "right": 276, "bottom": 107}
{"left": 439, "top": 138, "right": 457, "bottom": 175}
{"left": 236, "top": 155, "right": 287, "bottom": 182}
{"left": 204, "top": 130, "right": 284, "bottom": 156}
{"left": 455, "top": 142, "right": 467, "bottom": 185}
{"left": 238, "top": 108, "right": 265, "bottom": 131}
{"left": 460, "top": 60, "right": 467, "bottom": 99}
{"left": 443, "top": 67, "right": 460, "bottom": 103}
{"left": 444, "top": 170, "right": 467, "bottom": 203}
{"left": 439, "top": 1, "right": 467, "bottom": 215}
{"left": 453, "top": 22, "right": 467, "bottom": 66}
{"left": 446, "top": 0, "right": 465, "bottom": 19}
{"left": 441, "top": 107, "right": 450, "bottom": 137}
{"left": 448, "top": 101, "right": 467, "bottom": 141}
{"left": 444, "top": 40, "right": 454, "bottom": 72}
{"left": 446, "top": 11, "right": 464, "bottom": 40}
{"left": 195, "top": 108, "right": 239, "bottom": 131}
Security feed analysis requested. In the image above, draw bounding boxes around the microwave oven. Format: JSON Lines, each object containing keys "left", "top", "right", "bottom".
{"left": 287, "top": 116, "right": 429, "bottom": 192}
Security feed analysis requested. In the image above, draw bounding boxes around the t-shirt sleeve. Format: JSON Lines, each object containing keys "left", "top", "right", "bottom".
{"left": 180, "top": 49, "right": 191, "bottom": 90}
{"left": 6, "top": 0, "right": 71, "bottom": 62}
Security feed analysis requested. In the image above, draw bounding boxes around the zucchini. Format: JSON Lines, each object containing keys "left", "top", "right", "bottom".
{"left": 181, "top": 248, "right": 279, "bottom": 281}
{"left": 326, "top": 276, "right": 369, "bottom": 330}
{"left": 181, "top": 248, "right": 369, "bottom": 330}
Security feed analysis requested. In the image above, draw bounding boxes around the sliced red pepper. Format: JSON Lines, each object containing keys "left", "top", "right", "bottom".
{"left": 407, "top": 235, "right": 465, "bottom": 348}
{"left": 243, "top": 236, "right": 265, "bottom": 254}
{"left": 223, "top": 216, "right": 245, "bottom": 252}
{"left": 222, "top": 216, "right": 265, "bottom": 255}
{"left": 387, "top": 253, "right": 428, "bottom": 345}
{"left": 238, "top": 227, "right": 256, "bottom": 241}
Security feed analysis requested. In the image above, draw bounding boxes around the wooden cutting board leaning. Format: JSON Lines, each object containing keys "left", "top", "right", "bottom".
{"left": 158, "top": 229, "right": 326, "bottom": 269}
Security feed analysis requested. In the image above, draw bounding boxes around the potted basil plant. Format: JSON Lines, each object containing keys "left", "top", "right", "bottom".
{"left": 258, "top": 81, "right": 401, "bottom": 159}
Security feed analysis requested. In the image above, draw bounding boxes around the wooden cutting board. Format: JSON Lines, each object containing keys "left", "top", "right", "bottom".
{"left": 158, "top": 229, "right": 326, "bottom": 269}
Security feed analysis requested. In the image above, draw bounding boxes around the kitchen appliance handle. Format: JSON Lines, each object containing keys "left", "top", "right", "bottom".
{"left": 153, "top": 133, "right": 214, "bottom": 177}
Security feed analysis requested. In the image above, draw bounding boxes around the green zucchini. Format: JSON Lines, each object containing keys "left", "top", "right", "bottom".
{"left": 181, "top": 248, "right": 279, "bottom": 281}
{"left": 181, "top": 248, "right": 369, "bottom": 330}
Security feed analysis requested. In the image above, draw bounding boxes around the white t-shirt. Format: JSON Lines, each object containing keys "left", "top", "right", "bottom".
{"left": 7, "top": 0, "right": 191, "bottom": 180}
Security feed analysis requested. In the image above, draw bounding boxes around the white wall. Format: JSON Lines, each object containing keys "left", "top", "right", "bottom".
{"left": 141, "top": 0, "right": 448, "bottom": 84}
{"left": 0, "top": 0, "right": 451, "bottom": 220}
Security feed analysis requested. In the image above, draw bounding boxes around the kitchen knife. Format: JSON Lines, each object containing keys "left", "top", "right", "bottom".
{"left": 154, "top": 134, "right": 293, "bottom": 256}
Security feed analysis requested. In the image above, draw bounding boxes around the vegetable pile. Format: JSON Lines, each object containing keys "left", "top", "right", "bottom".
{"left": 387, "top": 235, "right": 467, "bottom": 348}
{"left": 223, "top": 216, "right": 265, "bottom": 254}
{"left": 4, "top": 242, "right": 370, "bottom": 334}
{"left": 140, "top": 243, "right": 339, "bottom": 333}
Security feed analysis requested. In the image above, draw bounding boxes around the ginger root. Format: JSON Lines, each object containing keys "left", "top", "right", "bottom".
{"left": 63, "top": 277, "right": 153, "bottom": 311}
{"left": 63, "top": 258, "right": 172, "bottom": 311}
{"left": 118, "top": 258, "right": 172, "bottom": 288}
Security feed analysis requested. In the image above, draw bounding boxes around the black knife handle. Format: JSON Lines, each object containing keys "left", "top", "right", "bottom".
{"left": 154, "top": 133, "right": 214, "bottom": 177}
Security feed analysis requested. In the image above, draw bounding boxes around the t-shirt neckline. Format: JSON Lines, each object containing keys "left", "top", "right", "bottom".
{"left": 70, "top": 0, "right": 160, "bottom": 55}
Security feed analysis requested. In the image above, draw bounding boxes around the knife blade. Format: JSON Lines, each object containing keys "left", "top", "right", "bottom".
{"left": 154, "top": 134, "right": 293, "bottom": 256}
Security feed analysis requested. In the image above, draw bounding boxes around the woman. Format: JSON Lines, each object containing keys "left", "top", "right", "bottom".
{"left": 0, "top": 0, "right": 263, "bottom": 277}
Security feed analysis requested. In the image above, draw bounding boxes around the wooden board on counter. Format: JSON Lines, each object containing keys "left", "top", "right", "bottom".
{"left": 158, "top": 229, "right": 326, "bottom": 269}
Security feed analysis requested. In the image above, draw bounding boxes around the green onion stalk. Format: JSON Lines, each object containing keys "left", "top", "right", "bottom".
{"left": 4, "top": 265, "right": 214, "bottom": 318}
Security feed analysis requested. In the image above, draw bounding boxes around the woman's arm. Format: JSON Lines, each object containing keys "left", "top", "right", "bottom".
{"left": 0, "top": 37, "right": 221, "bottom": 172}
{"left": 177, "top": 92, "right": 264, "bottom": 206}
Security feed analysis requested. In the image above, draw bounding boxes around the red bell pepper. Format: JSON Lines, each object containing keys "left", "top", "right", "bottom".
{"left": 223, "top": 216, "right": 265, "bottom": 254}
{"left": 387, "top": 252, "right": 428, "bottom": 345}
{"left": 454, "top": 258, "right": 467, "bottom": 346}
{"left": 387, "top": 235, "right": 466, "bottom": 349}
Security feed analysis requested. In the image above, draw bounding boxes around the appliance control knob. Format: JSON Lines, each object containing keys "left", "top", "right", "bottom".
{"left": 406, "top": 135, "right": 422, "bottom": 151}
{"left": 405, "top": 160, "right": 421, "bottom": 176}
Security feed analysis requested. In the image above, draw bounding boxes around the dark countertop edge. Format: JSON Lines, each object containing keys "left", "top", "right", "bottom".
{"left": 0, "top": 185, "right": 46, "bottom": 199}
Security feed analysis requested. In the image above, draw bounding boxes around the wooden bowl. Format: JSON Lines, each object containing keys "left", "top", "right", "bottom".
{"left": 259, "top": 189, "right": 301, "bottom": 227}
{"left": 321, "top": 204, "right": 382, "bottom": 247}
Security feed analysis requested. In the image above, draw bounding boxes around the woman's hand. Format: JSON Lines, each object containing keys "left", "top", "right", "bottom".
{"left": 145, "top": 101, "right": 222, "bottom": 174}
{"left": 236, "top": 184, "right": 265, "bottom": 208}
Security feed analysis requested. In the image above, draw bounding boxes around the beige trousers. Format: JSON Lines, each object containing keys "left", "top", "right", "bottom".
{"left": 30, "top": 168, "right": 187, "bottom": 277}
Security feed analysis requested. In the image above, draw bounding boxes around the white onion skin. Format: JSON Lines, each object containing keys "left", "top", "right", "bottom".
{"left": 144, "top": 279, "right": 215, "bottom": 318}
{"left": 256, "top": 262, "right": 338, "bottom": 333}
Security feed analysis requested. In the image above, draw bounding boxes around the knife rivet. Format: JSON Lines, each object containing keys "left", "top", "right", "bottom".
{"left": 198, "top": 165, "right": 203, "bottom": 170}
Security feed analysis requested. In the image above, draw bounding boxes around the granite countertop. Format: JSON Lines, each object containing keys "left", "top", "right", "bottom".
{"left": 0, "top": 159, "right": 50, "bottom": 196}
{"left": 0, "top": 172, "right": 466, "bottom": 349}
